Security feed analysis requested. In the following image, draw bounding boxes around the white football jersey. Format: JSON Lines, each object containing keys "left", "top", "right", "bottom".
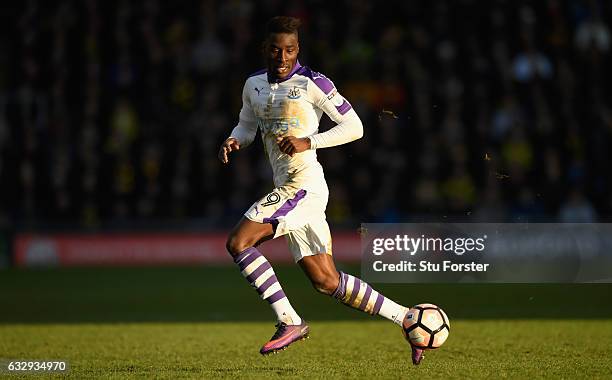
{"left": 230, "top": 61, "right": 362, "bottom": 196}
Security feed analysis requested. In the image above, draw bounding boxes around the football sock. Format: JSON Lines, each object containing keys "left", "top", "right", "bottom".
{"left": 332, "top": 271, "right": 408, "bottom": 326}
{"left": 233, "top": 247, "right": 302, "bottom": 325}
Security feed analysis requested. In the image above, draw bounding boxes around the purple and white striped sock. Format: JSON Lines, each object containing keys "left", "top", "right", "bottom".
{"left": 233, "top": 247, "right": 301, "bottom": 325}
{"left": 332, "top": 271, "right": 408, "bottom": 326}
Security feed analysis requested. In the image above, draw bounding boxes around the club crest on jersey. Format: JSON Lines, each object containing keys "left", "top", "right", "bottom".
{"left": 288, "top": 87, "right": 301, "bottom": 99}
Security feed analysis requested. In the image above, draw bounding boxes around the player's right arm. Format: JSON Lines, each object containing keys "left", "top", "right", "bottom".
{"left": 218, "top": 81, "right": 258, "bottom": 164}
{"left": 218, "top": 137, "right": 240, "bottom": 164}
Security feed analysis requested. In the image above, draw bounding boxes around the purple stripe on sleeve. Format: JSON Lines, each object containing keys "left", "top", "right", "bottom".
{"left": 336, "top": 100, "right": 352, "bottom": 115}
{"left": 246, "top": 261, "right": 272, "bottom": 284}
{"left": 262, "top": 189, "right": 307, "bottom": 226}
{"left": 372, "top": 293, "right": 384, "bottom": 315}
{"left": 233, "top": 247, "right": 257, "bottom": 264}
{"left": 348, "top": 278, "right": 362, "bottom": 306}
{"left": 298, "top": 67, "right": 335, "bottom": 94}
{"left": 266, "top": 289, "right": 286, "bottom": 304}
{"left": 313, "top": 76, "right": 334, "bottom": 94}
{"left": 237, "top": 249, "right": 262, "bottom": 271}
{"left": 296, "top": 66, "right": 353, "bottom": 115}
{"left": 358, "top": 285, "right": 373, "bottom": 311}
{"left": 256, "top": 275, "right": 278, "bottom": 296}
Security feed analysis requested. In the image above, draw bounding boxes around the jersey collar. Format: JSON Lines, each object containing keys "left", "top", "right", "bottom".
{"left": 268, "top": 60, "right": 303, "bottom": 84}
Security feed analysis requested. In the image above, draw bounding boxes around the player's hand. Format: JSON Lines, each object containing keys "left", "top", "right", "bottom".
{"left": 276, "top": 136, "right": 311, "bottom": 156}
{"left": 218, "top": 138, "right": 240, "bottom": 164}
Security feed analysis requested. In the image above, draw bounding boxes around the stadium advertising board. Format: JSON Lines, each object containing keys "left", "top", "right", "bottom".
{"left": 13, "top": 232, "right": 361, "bottom": 267}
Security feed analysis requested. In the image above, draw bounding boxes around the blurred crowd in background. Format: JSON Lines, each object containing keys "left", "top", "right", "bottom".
{"left": 1, "top": 0, "right": 611, "bottom": 231}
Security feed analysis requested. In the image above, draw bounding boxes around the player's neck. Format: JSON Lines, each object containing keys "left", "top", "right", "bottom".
{"left": 268, "top": 60, "right": 302, "bottom": 83}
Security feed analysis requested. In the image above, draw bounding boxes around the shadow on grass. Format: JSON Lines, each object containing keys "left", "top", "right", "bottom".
{"left": 1, "top": 266, "right": 611, "bottom": 324}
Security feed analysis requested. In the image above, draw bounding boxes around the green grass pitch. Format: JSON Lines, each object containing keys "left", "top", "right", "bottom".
{"left": 1, "top": 266, "right": 611, "bottom": 379}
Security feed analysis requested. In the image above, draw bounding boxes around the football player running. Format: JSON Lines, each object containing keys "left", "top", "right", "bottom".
{"left": 218, "top": 16, "right": 424, "bottom": 365}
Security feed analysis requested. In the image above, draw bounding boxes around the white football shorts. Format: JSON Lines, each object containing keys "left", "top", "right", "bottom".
{"left": 244, "top": 185, "right": 332, "bottom": 262}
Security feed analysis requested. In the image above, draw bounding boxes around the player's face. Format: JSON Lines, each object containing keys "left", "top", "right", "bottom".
{"left": 266, "top": 33, "right": 299, "bottom": 80}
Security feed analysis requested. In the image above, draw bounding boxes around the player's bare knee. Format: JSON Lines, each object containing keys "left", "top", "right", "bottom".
{"left": 226, "top": 234, "right": 251, "bottom": 257}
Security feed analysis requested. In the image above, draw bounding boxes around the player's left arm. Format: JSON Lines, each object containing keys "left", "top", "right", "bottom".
{"left": 219, "top": 80, "right": 258, "bottom": 164}
{"left": 277, "top": 78, "right": 363, "bottom": 155}
{"left": 305, "top": 76, "right": 363, "bottom": 150}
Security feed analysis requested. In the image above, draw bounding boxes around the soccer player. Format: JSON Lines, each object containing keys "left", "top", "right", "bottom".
{"left": 218, "top": 16, "right": 424, "bottom": 365}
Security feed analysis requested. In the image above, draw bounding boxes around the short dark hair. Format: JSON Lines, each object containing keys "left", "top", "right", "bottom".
{"left": 266, "top": 16, "right": 301, "bottom": 37}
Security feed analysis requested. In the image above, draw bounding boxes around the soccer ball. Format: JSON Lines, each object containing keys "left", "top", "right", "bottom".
{"left": 402, "top": 303, "right": 450, "bottom": 349}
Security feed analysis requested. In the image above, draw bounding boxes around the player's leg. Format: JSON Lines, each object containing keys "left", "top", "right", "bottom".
{"left": 298, "top": 253, "right": 408, "bottom": 325}
{"left": 227, "top": 186, "right": 311, "bottom": 355}
{"left": 226, "top": 216, "right": 302, "bottom": 327}
{"left": 284, "top": 212, "right": 409, "bottom": 325}
{"left": 298, "top": 252, "right": 424, "bottom": 364}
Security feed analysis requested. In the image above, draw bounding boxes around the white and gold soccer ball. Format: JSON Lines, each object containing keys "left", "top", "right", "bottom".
{"left": 402, "top": 303, "right": 450, "bottom": 349}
